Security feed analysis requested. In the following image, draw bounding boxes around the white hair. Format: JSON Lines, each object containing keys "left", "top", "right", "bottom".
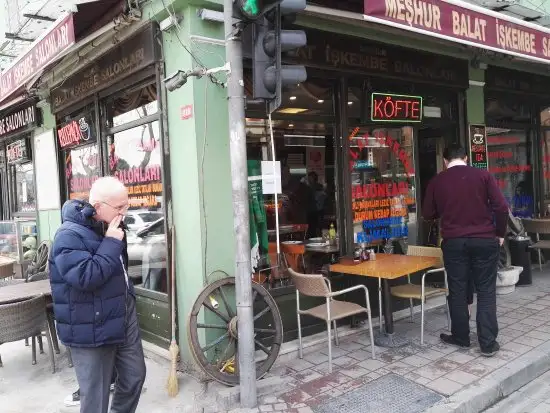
{"left": 89, "top": 176, "right": 127, "bottom": 205}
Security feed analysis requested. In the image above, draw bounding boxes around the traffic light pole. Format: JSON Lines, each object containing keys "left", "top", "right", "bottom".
{"left": 223, "top": 0, "right": 258, "bottom": 408}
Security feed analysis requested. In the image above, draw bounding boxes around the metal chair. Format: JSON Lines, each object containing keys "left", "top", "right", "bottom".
{"left": 389, "top": 246, "right": 450, "bottom": 345}
{"left": 289, "top": 268, "right": 375, "bottom": 373}
{"left": 0, "top": 295, "right": 56, "bottom": 373}
{"left": 521, "top": 218, "right": 550, "bottom": 271}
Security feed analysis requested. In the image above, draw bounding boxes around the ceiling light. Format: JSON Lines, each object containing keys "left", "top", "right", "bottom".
{"left": 278, "top": 108, "right": 308, "bottom": 114}
{"left": 289, "top": 96, "right": 297, "bottom": 101}
{"left": 348, "top": 101, "right": 353, "bottom": 105}
{"left": 288, "top": 124, "right": 294, "bottom": 128}
{"left": 317, "top": 99, "right": 324, "bottom": 103}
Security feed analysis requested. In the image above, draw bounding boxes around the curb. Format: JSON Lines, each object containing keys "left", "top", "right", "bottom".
{"left": 424, "top": 341, "right": 550, "bottom": 413}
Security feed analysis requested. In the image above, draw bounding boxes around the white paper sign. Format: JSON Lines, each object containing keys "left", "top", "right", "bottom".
{"left": 261, "top": 161, "right": 282, "bottom": 195}
{"left": 34, "top": 130, "right": 61, "bottom": 210}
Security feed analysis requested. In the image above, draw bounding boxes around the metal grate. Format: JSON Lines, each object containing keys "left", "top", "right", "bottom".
{"left": 313, "top": 374, "right": 443, "bottom": 413}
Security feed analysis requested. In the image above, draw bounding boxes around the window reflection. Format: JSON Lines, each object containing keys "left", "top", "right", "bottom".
{"left": 65, "top": 144, "right": 100, "bottom": 201}
{"left": 14, "top": 163, "right": 36, "bottom": 212}
{"left": 487, "top": 127, "right": 533, "bottom": 218}
{"left": 109, "top": 120, "right": 166, "bottom": 294}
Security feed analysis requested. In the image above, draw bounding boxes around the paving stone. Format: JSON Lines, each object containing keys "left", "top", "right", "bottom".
{"left": 401, "top": 354, "right": 432, "bottom": 367}
{"left": 293, "top": 370, "right": 324, "bottom": 384}
{"left": 331, "top": 356, "right": 355, "bottom": 367}
{"left": 296, "top": 408, "right": 314, "bottom": 413}
{"left": 288, "top": 359, "right": 316, "bottom": 372}
{"left": 385, "top": 361, "right": 414, "bottom": 375}
{"left": 444, "top": 351, "right": 476, "bottom": 364}
{"left": 425, "top": 377, "right": 464, "bottom": 396}
{"left": 418, "top": 349, "right": 447, "bottom": 361}
{"left": 259, "top": 406, "right": 274, "bottom": 412}
{"left": 281, "top": 389, "right": 312, "bottom": 405}
{"left": 503, "top": 341, "right": 536, "bottom": 354}
{"left": 339, "top": 366, "right": 371, "bottom": 379}
{"left": 357, "top": 358, "right": 387, "bottom": 371}
{"left": 273, "top": 403, "right": 287, "bottom": 411}
{"left": 303, "top": 352, "right": 330, "bottom": 366}
{"left": 459, "top": 360, "right": 494, "bottom": 377}
{"left": 514, "top": 336, "right": 545, "bottom": 347}
{"left": 415, "top": 364, "right": 449, "bottom": 380}
{"left": 337, "top": 341, "right": 364, "bottom": 352}
{"left": 528, "top": 330, "right": 550, "bottom": 341}
{"left": 379, "top": 351, "right": 405, "bottom": 364}
{"left": 347, "top": 349, "right": 375, "bottom": 361}
{"left": 519, "top": 317, "right": 546, "bottom": 327}
{"left": 444, "top": 370, "right": 479, "bottom": 385}
{"left": 319, "top": 347, "right": 348, "bottom": 358}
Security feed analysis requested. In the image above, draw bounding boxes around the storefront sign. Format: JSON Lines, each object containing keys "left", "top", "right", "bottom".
{"left": 57, "top": 114, "right": 95, "bottom": 150}
{"left": 468, "top": 124, "right": 488, "bottom": 170}
{"left": 277, "top": 29, "right": 468, "bottom": 88}
{"left": 0, "top": 14, "right": 75, "bottom": 103}
{"left": 0, "top": 103, "right": 38, "bottom": 138}
{"left": 485, "top": 66, "right": 550, "bottom": 95}
{"left": 6, "top": 139, "right": 30, "bottom": 164}
{"left": 364, "top": 0, "right": 550, "bottom": 65}
{"left": 51, "top": 24, "right": 160, "bottom": 112}
{"left": 371, "top": 93, "right": 422, "bottom": 122}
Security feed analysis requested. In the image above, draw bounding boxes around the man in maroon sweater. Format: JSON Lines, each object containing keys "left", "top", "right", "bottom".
{"left": 423, "top": 145, "right": 509, "bottom": 356}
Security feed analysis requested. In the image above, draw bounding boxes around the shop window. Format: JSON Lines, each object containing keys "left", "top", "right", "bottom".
{"left": 12, "top": 162, "right": 35, "bottom": 212}
{"left": 64, "top": 144, "right": 101, "bottom": 201}
{"left": 246, "top": 118, "right": 336, "bottom": 288}
{"left": 348, "top": 126, "right": 416, "bottom": 246}
{"left": 487, "top": 127, "right": 534, "bottom": 218}
{"left": 106, "top": 83, "right": 166, "bottom": 294}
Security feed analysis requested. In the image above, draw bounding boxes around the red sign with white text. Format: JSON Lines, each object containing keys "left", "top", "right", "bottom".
{"left": 181, "top": 105, "right": 193, "bottom": 120}
{"left": 364, "top": 0, "right": 550, "bottom": 65}
{"left": 0, "top": 13, "right": 75, "bottom": 102}
{"left": 371, "top": 93, "right": 423, "bottom": 122}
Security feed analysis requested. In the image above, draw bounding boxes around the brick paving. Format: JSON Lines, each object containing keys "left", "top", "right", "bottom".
{"left": 228, "top": 270, "right": 550, "bottom": 413}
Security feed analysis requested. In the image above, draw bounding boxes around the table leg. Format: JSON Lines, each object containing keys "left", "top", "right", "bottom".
{"left": 374, "top": 278, "right": 409, "bottom": 348}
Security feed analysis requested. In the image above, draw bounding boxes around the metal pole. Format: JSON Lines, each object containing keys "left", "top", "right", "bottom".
{"left": 223, "top": 0, "right": 258, "bottom": 408}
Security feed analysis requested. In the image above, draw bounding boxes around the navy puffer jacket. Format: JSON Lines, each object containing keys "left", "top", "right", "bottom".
{"left": 49, "top": 200, "right": 134, "bottom": 348}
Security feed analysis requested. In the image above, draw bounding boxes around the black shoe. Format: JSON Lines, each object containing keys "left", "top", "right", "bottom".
{"left": 481, "top": 342, "right": 500, "bottom": 357}
{"left": 440, "top": 333, "right": 470, "bottom": 348}
{"left": 64, "top": 390, "right": 80, "bottom": 407}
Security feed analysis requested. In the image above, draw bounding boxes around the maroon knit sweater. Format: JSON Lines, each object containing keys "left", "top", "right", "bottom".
{"left": 422, "top": 165, "right": 509, "bottom": 239}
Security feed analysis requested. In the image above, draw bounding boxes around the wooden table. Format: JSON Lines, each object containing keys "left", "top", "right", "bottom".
{"left": 330, "top": 254, "right": 440, "bottom": 347}
{"left": 0, "top": 279, "right": 51, "bottom": 304}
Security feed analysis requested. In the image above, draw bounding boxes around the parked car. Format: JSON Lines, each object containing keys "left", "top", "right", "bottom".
{"left": 127, "top": 217, "right": 167, "bottom": 293}
{"left": 124, "top": 210, "right": 164, "bottom": 232}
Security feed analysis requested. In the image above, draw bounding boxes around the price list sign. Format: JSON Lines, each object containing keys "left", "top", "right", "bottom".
{"left": 468, "top": 124, "right": 488, "bottom": 170}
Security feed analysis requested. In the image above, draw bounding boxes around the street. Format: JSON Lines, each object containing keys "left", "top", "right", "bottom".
{"left": 483, "top": 371, "right": 550, "bottom": 413}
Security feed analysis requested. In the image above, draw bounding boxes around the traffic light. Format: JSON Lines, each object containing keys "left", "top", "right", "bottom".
{"left": 251, "top": 0, "right": 307, "bottom": 112}
{"left": 235, "top": 0, "right": 281, "bottom": 21}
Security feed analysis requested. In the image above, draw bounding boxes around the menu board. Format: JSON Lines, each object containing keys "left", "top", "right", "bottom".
{"left": 468, "top": 124, "right": 488, "bottom": 170}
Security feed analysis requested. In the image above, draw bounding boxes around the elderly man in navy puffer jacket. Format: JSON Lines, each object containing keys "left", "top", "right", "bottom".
{"left": 49, "top": 176, "right": 146, "bottom": 413}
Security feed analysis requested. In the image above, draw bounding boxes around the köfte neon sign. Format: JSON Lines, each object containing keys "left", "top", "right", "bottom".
{"left": 371, "top": 93, "right": 423, "bottom": 123}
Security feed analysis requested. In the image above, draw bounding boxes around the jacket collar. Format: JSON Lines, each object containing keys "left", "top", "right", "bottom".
{"left": 447, "top": 160, "right": 467, "bottom": 169}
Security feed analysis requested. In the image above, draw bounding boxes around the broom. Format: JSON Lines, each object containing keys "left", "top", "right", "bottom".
{"left": 167, "top": 226, "right": 179, "bottom": 397}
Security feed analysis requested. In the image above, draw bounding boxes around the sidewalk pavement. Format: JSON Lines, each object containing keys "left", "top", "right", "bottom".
{"left": 0, "top": 339, "right": 217, "bottom": 413}
{"left": 3, "top": 269, "right": 550, "bottom": 413}
{"left": 220, "top": 269, "right": 550, "bottom": 413}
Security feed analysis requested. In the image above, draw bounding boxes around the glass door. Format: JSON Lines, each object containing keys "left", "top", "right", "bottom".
{"left": 347, "top": 125, "right": 417, "bottom": 248}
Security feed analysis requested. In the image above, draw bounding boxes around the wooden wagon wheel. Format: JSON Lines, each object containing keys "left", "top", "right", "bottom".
{"left": 188, "top": 277, "right": 283, "bottom": 386}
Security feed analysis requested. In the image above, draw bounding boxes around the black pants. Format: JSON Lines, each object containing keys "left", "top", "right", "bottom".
{"left": 442, "top": 237, "right": 499, "bottom": 351}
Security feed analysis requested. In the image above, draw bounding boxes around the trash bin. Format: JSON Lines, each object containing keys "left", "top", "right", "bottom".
{"left": 510, "top": 236, "right": 532, "bottom": 286}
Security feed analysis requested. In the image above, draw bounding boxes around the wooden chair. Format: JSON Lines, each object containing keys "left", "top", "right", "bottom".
{"left": 281, "top": 243, "right": 306, "bottom": 273}
{"left": 521, "top": 219, "right": 550, "bottom": 271}
{"left": 289, "top": 268, "right": 375, "bottom": 373}
{"left": 389, "top": 246, "right": 450, "bottom": 345}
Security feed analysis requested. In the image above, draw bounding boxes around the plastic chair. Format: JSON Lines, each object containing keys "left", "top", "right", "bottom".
{"left": 389, "top": 245, "right": 450, "bottom": 345}
{"left": 289, "top": 268, "right": 375, "bottom": 373}
{"left": 281, "top": 242, "right": 306, "bottom": 273}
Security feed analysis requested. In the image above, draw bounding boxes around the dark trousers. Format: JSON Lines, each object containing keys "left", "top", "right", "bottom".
{"left": 442, "top": 238, "right": 499, "bottom": 351}
{"left": 70, "top": 294, "right": 146, "bottom": 413}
